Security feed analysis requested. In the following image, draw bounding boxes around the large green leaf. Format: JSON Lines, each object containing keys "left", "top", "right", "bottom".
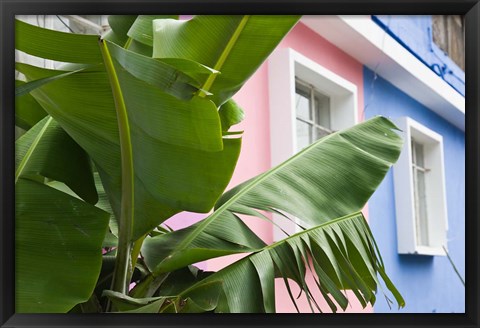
{"left": 16, "top": 179, "right": 110, "bottom": 312}
{"left": 108, "top": 15, "right": 138, "bottom": 39}
{"left": 102, "top": 41, "right": 216, "bottom": 101}
{"left": 142, "top": 211, "right": 266, "bottom": 274}
{"left": 104, "top": 15, "right": 178, "bottom": 54}
{"left": 16, "top": 64, "right": 100, "bottom": 97}
{"left": 104, "top": 40, "right": 225, "bottom": 152}
{"left": 152, "top": 15, "right": 300, "bottom": 105}
{"left": 15, "top": 116, "right": 98, "bottom": 204}
{"left": 142, "top": 116, "right": 403, "bottom": 275}
{"left": 127, "top": 15, "right": 179, "bottom": 47}
{"left": 46, "top": 175, "right": 118, "bottom": 248}
{"left": 15, "top": 19, "right": 102, "bottom": 64}
{"left": 15, "top": 80, "right": 47, "bottom": 130}
{"left": 103, "top": 16, "right": 136, "bottom": 47}
{"left": 218, "top": 99, "right": 245, "bottom": 132}
{"left": 187, "top": 212, "right": 405, "bottom": 313}
{"left": 15, "top": 115, "right": 109, "bottom": 312}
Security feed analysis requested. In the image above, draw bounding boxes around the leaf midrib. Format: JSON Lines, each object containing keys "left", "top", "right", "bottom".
{"left": 99, "top": 38, "right": 135, "bottom": 294}
{"left": 264, "top": 211, "right": 364, "bottom": 251}
{"left": 197, "top": 15, "right": 250, "bottom": 97}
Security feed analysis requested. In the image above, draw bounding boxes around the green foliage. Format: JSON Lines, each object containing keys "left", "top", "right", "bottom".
{"left": 15, "top": 15, "right": 404, "bottom": 313}
{"left": 16, "top": 179, "right": 109, "bottom": 312}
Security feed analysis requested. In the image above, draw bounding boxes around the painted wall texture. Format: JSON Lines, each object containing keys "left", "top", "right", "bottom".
{"left": 372, "top": 15, "right": 465, "bottom": 96}
{"left": 364, "top": 67, "right": 465, "bottom": 313}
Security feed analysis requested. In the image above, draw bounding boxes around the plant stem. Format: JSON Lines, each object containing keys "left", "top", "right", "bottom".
{"left": 127, "top": 234, "right": 146, "bottom": 284}
{"left": 124, "top": 37, "right": 132, "bottom": 50}
{"left": 99, "top": 38, "right": 135, "bottom": 299}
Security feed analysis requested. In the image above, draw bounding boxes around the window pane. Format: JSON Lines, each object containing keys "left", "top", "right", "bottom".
{"left": 315, "top": 127, "right": 331, "bottom": 140}
{"left": 296, "top": 120, "right": 312, "bottom": 151}
{"left": 414, "top": 141, "right": 425, "bottom": 167}
{"left": 412, "top": 140, "right": 429, "bottom": 247}
{"left": 295, "top": 86, "right": 311, "bottom": 121}
{"left": 415, "top": 169, "right": 429, "bottom": 246}
{"left": 314, "top": 92, "right": 331, "bottom": 129}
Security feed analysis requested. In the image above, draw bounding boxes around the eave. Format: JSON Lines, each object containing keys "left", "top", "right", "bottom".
{"left": 301, "top": 15, "right": 465, "bottom": 131}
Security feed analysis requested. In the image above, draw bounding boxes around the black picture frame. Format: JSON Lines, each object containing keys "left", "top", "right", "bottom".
{"left": 1, "top": 1, "right": 478, "bottom": 327}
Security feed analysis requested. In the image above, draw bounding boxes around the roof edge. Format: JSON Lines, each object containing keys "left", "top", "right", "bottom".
{"left": 301, "top": 15, "right": 465, "bottom": 131}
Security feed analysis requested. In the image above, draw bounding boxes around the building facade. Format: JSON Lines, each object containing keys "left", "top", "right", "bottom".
{"left": 364, "top": 16, "right": 465, "bottom": 313}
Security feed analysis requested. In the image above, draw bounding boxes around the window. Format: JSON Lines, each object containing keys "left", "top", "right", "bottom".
{"left": 62, "top": 15, "right": 109, "bottom": 35}
{"left": 432, "top": 15, "right": 465, "bottom": 71}
{"left": 411, "top": 139, "right": 429, "bottom": 246}
{"left": 393, "top": 117, "right": 448, "bottom": 256}
{"left": 295, "top": 79, "right": 333, "bottom": 151}
{"left": 268, "top": 48, "right": 357, "bottom": 240}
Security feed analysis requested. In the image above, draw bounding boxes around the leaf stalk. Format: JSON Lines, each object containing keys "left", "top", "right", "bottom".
{"left": 99, "top": 38, "right": 135, "bottom": 298}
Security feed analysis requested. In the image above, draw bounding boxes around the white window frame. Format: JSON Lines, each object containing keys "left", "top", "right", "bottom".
{"left": 393, "top": 117, "right": 448, "bottom": 256}
{"left": 295, "top": 78, "right": 334, "bottom": 150}
{"left": 62, "top": 15, "right": 109, "bottom": 35}
{"left": 268, "top": 48, "right": 358, "bottom": 241}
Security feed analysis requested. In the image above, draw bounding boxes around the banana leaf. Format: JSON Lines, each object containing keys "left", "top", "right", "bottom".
{"left": 15, "top": 80, "right": 47, "bottom": 130}
{"left": 142, "top": 116, "right": 403, "bottom": 275}
{"left": 16, "top": 19, "right": 102, "bottom": 64}
{"left": 187, "top": 212, "right": 405, "bottom": 313}
{"left": 15, "top": 115, "right": 110, "bottom": 312}
{"left": 15, "top": 115, "right": 97, "bottom": 204}
{"left": 16, "top": 178, "right": 110, "bottom": 312}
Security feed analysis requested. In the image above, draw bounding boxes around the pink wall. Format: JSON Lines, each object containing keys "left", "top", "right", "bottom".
{"left": 167, "top": 20, "right": 371, "bottom": 313}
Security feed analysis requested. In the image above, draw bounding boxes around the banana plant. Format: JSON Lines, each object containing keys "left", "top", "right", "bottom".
{"left": 15, "top": 15, "right": 405, "bottom": 313}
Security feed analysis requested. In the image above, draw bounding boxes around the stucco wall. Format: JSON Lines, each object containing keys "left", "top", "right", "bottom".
{"left": 372, "top": 15, "right": 465, "bottom": 96}
{"left": 364, "top": 67, "right": 465, "bottom": 313}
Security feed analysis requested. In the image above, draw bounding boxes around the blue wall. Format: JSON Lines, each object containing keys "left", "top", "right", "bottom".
{"left": 364, "top": 68, "right": 465, "bottom": 313}
{"left": 372, "top": 15, "right": 465, "bottom": 96}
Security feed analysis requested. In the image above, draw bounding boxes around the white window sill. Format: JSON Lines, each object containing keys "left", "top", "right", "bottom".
{"left": 407, "top": 246, "right": 447, "bottom": 257}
